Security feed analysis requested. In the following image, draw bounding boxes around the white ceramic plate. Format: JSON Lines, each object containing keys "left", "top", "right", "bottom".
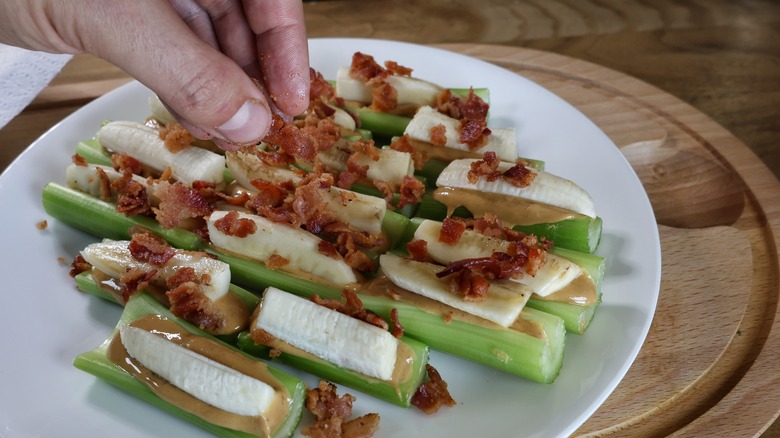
{"left": 0, "top": 38, "right": 660, "bottom": 438}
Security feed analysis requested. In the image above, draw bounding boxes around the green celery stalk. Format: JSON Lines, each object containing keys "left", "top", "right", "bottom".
{"left": 76, "top": 139, "right": 113, "bottom": 166}
{"left": 236, "top": 331, "right": 429, "bottom": 408}
{"left": 49, "top": 181, "right": 565, "bottom": 382}
{"left": 42, "top": 183, "right": 204, "bottom": 250}
{"left": 415, "top": 192, "right": 602, "bottom": 254}
{"left": 73, "top": 292, "right": 305, "bottom": 438}
{"left": 209, "top": 249, "right": 564, "bottom": 383}
{"left": 526, "top": 247, "right": 605, "bottom": 335}
{"left": 393, "top": 217, "right": 605, "bottom": 334}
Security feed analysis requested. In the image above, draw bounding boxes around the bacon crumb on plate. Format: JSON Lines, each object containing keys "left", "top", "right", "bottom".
{"left": 411, "top": 365, "right": 456, "bottom": 415}
{"left": 36, "top": 220, "right": 48, "bottom": 230}
{"left": 302, "top": 380, "right": 380, "bottom": 438}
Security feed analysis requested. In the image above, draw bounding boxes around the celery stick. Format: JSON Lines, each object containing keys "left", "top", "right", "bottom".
{"left": 73, "top": 292, "right": 305, "bottom": 438}
{"left": 76, "top": 139, "right": 113, "bottom": 166}
{"left": 354, "top": 108, "right": 411, "bottom": 137}
{"left": 237, "top": 331, "right": 429, "bottom": 408}
{"left": 75, "top": 270, "right": 261, "bottom": 310}
{"left": 415, "top": 193, "right": 601, "bottom": 253}
{"left": 450, "top": 87, "right": 490, "bottom": 102}
{"left": 527, "top": 247, "right": 605, "bottom": 335}
{"left": 383, "top": 210, "right": 411, "bottom": 250}
{"left": 42, "top": 183, "right": 204, "bottom": 250}
{"left": 209, "top": 249, "right": 564, "bottom": 383}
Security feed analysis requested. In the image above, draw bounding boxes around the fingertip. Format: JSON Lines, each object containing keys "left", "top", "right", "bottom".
{"left": 211, "top": 96, "right": 272, "bottom": 147}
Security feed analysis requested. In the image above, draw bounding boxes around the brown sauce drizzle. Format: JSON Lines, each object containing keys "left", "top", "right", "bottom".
{"left": 433, "top": 186, "right": 585, "bottom": 226}
{"left": 107, "top": 315, "right": 290, "bottom": 437}
{"left": 354, "top": 277, "right": 546, "bottom": 340}
{"left": 534, "top": 272, "right": 598, "bottom": 306}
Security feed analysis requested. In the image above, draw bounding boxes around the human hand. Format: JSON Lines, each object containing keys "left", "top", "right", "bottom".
{"left": 0, "top": 0, "right": 310, "bottom": 150}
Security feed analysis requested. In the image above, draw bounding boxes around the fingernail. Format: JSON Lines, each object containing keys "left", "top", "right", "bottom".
{"left": 213, "top": 99, "right": 270, "bottom": 145}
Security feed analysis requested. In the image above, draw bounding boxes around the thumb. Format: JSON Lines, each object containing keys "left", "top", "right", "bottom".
{"left": 79, "top": 1, "right": 272, "bottom": 147}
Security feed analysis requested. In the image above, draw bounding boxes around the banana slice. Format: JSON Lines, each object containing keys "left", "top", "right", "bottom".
{"left": 436, "top": 158, "right": 596, "bottom": 218}
{"left": 254, "top": 287, "right": 399, "bottom": 380}
{"left": 414, "top": 220, "right": 581, "bottom": 297}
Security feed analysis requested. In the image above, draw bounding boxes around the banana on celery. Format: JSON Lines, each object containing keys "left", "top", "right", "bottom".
{"left": 97, "top": 121, "right": 225, "bottom": 185}
{"left": 413, "top": 219, "right": 581, "bottom": 297}
{"left": 74, "top": 292, "right": 305, "bottom": 438}
{"left": 254, "top": 287, "right": 399, "bottom": 380}
{"left": 335, "top": 66, "right": 444, "bottom": 107}
{"left": 120, "top": 323, "right": 277, "bottom": 416}
{"left": 66, "top": 163, "right": 154, "bottom": 200}
{"left": 80, "top": 239, "right": 230, "bottom": 302}
{"left": 379, "top": 253, "right": 531, "bottom": 327}
{"left": 437, "top": 158, "right": 597, "bottom": 219}
{"left": 207, "top": 210, "right": 357, "bottom": 287}
{"left": 404, "top": 106, "right": 517, "bottom": 162}
{"left": 317, "top": 139, "right": 414, "bottom": 189}
{"left": 226, "top": 152, "right": 386, "bottom": 234}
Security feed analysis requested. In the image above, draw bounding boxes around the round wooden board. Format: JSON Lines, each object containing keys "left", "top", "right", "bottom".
{"left": 432, "top": 44, "right": 780, "bottom": 436}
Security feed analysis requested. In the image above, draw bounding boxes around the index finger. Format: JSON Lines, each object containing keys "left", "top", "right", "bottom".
{"left": 243, "top": 0, "right": 309, "bottom": 117}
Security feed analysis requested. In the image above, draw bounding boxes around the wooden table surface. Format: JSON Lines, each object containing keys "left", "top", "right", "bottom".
{"left": 2, "top": 0, "right": 779, "bottom": 436}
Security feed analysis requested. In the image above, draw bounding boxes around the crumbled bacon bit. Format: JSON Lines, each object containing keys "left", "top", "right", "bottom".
{"left": 152, "top": 181, "right": 214, "bottom": 228}
{"left": 370, "top": 81, "right": 397, "bottom": 112}
{"left": 450, "top": 269, "right": 490, "bottom": 302}
{"left": 303, "top": 380, "right": 381, "bottom": 438}
{"left": 166, "top": 281, "right": 226, "bottom": 331}
{"left": 384, "top": 60, "right": 412, "bottom": 77}
{"left": 443, "top": 313, "right": 453, "bottom": 323}
{"left": 257, "top": 150, "right": 296, "bottom": 167}
{"left": 435, "top": 88, "right": 491, "bottom": 149}
{"left": 390, "top": 308, "right": 404, "bottom": 338}
{"left": 113, "top": 171, "right": 152, "bottom": 216}
{"left": 389, "top": 135, "right": 427, "bottom": 170}
{"left": 411, "top": 365, "right": 456, "bottom": 414}
{"left": 269, "top": 348, "right": 282, "bottom": 359}
{"left": 119, "top": 268, "right": 157, "bottom": 302}
{"left": 346, "top": 152, "right": 369, "bottom": 177}
{"left": 71, "top": 154, "right": 88, "bottom": 166}
{"left": 69, "top": 255, "right": 92, "bottom": 278}
{"left": 318, "top": 240, "right": 341, "bottom": 259}
{"left": 501, "top": 162, "right": 536, "bottom": 188}
{"left": 439, "top": 217, "right": 467, "bottom": 245}
{"left": 406, "top": 239, "right": 431, "bottom": 262}
{"left": 397, "top": 176, "right": 425, "bottom": 209}
{"left": 128, "top": 232, "right": 176, "bottom": 266}
{"left": 349, "top": 52, "right": 385, "bottom": 82}
{"left": 336, "top": 171, "right": 361, "bottom": 190}
{"left": 166, "top": 266, "right": 198, "bottom": 289}
{"left": 249, "top": 327, "right": 276, "bottom": 346}
{"left": 429, "top": 124, "right": 447, "bottom": 146}
{"left": 213, "top": 211, "right": 257, "bottom": 238}
{"left": 310, "top": 67, "right": 336, "bottom": 101}
{"left": 352, "top": 139, "right": 380, "bottom": 161}
{"left": 266, "top": 254, "right": 290, "bottom": 270}
{"left": 36, "top": 220, "right": 48, "bottom": 230}
{"left": 301, "top": 113, "right": 341, "bottom": 152}
{"left": 111, "top": 152, "right": 144, "bottom": 174}
{"left": 264, "top": 114, "right": 319, "bottom": 161}
{"left": 159, "top": 122, "right": 192, "bottom": 153}
{"left": 335, "top": 233, "right": 374, "bottom": 272}
{"left": 95, "top": 167, "right": 112, "bottom": 201}
{"left": 467, "top": 151, "right": 502, "bottom": 183}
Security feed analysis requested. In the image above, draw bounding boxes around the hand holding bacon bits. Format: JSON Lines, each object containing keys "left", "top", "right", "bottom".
{"left": 302, "top": 380, "right": 380, "bottom": 438}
